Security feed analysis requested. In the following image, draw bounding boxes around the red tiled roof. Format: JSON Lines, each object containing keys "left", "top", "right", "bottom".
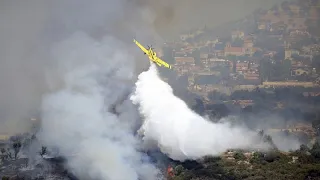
{"left": 225, "top": 47, "right": 244, "bottom": 53}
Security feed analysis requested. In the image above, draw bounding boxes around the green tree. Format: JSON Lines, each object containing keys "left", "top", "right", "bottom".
{"left": 263, "top": 135, "right": 278, "bottom": 150}
{"left": 191, "top": 49, "right": 201, "bottom": 66}
{"left": 234, "top": 152, "right": 246, "bottom": 160}
{"left": 260, "top": 59, "right": 274, "bottom": 81}
{"left": 311, "top": 141, "right": 320, "bottom": 159}
{"left": 39, "top": 146, "right": 47, "bottom": 157}
{"left": 12, "top": 141, "right": 21, "bottom": 160}
{"left": 281, "top": 59, "right": 292, "bottom": 78}
{"left": 258, "top": 130, "right": 265, "bottom": 137}
{"left": 264, "top": 151, "right": 280, "bottom": 162}
{"left": 174, "top": 165, "right": 185, "bottom": 176}
{"left": 312, "top": 141, "right": 320, "bottom": 151}
{"left": 312, "top": 55, "right": 320, "bottom": 73}
{"left": 226, "top": 55, "right": 237, "bottom": 61}
{"left": 299, "top": 144, "right": 309, "bottom": 153}
{"left": 250, "top": 152, "right": 265, "bottom": 164}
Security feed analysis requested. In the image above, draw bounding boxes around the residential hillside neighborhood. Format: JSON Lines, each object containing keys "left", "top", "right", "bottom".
{"left": 156, "top": 0, "right": 320, "bottom": 154}
{"left": 160, "top": 0, "right": 320, "bottom": 103}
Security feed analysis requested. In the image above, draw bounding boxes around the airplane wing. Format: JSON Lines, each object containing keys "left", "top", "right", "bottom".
{"left": 154, "top": 56, "right": 172, "bottom": 69}
{"left": 133, "top": 39, "right": 148, "bottom": 54}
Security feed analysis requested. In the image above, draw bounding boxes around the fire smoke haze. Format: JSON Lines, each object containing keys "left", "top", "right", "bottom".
{"left": 1, "top": 0, "right": 295, "bottom": 179}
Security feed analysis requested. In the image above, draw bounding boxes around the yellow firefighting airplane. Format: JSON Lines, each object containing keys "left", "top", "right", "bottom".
{"left": 133, "top": 39, "right": 172, "bottom": 69}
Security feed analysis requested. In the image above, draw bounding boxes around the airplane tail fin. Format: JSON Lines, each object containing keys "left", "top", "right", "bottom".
{"left": 133, "top": 33, "right": 137, "bottom": 42}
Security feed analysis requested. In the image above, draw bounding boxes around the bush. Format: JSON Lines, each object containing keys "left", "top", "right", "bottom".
{"left": 234, "top": 152, "right": 246, "bottom": 160}
{"left": 264, "top": 151, "right": 280, "bottom": 162}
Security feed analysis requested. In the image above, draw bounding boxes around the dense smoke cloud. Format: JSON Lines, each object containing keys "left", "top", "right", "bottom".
{"left": 131, "top": 64, "right": 269, "bottom": 161}
{"left": 38, "top": 33, "right": 161, "bottom": 180}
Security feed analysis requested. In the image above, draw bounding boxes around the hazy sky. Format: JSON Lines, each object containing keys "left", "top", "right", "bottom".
{"left": 146, "top": 0, "right": 288, "bottom": 36}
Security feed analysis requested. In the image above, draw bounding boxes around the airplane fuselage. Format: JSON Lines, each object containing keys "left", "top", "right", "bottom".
{"left": 133, "top": 39, "right": 172, "bottom": 69}
{"left": 146, "top": 49, "right": 162, "bottom": 66}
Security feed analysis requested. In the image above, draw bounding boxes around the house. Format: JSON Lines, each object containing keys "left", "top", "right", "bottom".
{"left": 0, "top": 134, "right": 10, "bottom": 141}
{"left": 236, "top": 61, "right": 249, "bottom": 73}
{"left": 258, "top": 21, "right": 268, "bottom": 30}
{"left": 244, "top": 72, "right": 260, "bottom": 80}
{"left": 291, "top": 49, "right": 300, "bottom": 56}
{"left": 174, "top": 51, "right": 188, "bottom": 57}
{"left": 270, "top": 21, "right": 287, "bottom": 32}
{"left": 262, "top": 81, "right": 315, "bottom": 88}
{"left": 289, "top": 30, "right": 311, "bottom": 37}
{"left": 233, "top": 100, "right": 254, "bottom": 108}
{"left": 213, "top": 43, "right": 225, "bottom": 57}
{"left": 224, "top": 43, "right": 245, "bottom": 56}
{"left": 285, "top": 48, "right": 300, "bottom": 60}
{"left": 243, "top": 39, "right": 253, "bottom": 48}
{"left": 291, "top": 68, "right": 310, "bottom": 76}
{"left": 286, "top": 18, "right": 307, "bottom": 31}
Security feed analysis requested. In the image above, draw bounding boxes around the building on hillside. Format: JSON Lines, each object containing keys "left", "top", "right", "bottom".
{"left": 233, "top": 100, "right": 254, "bottom": 108}
{"left": 236, "top": 61, "right": 249, "bottom": 73}
{"left": 262, "top": 81, "right": 315, "bottom": 88}
{"left": 243, "top": 39, "right": 254, "bottom": 48}
{"left": 0, "top": 134, "right": 10, "bottom": 141}
{"left": 174, "top": 51, "right": 188, "bottom": 57}
{"left": 244, "top": 72, "right": 260, "bottom": 80}
{"left": 285, "top": 47, "right": 300, "bottom": 60}
{"left": 286, "top": 18, "right": 307, "bottom": 31}
{"left": 289, "top": 30, "right": 311, "bottom": 37}
{"left": 291, "top": 68, "right": 311, "bottom": 76}
{"left": 257, "top": 21, "right": 270, "bottom": 30}
{"left": 224, "top": 43, "right": 245, "bottom": 56}
{"left": 213, "top": 43, "right": 225, "bottom": 57}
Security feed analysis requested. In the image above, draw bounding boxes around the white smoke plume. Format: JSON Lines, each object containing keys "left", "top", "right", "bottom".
{"left": 38, "top": 33, "right": 161, "bottom": 180}
{"left": 131, "top": 64, "right": 268, "bottom": 161}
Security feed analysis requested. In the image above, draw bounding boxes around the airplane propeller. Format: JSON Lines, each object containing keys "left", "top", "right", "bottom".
{"left": 147, "top": 45, "right": 154, "bottom": 50}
